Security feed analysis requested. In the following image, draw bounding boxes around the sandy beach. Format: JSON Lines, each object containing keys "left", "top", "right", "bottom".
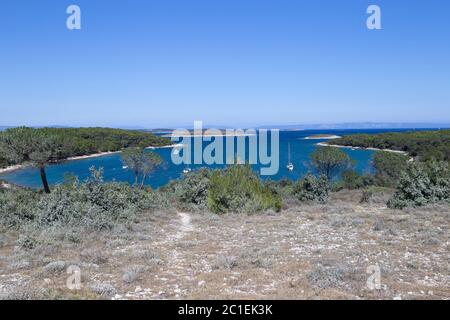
{"left": 162, "top": 132, "right": 257, "bottom": 138}
{"left": 0, "top": 144, "right": 178, "bottom": 175}
{"left": 0, "top": 164, "right": 23, "bottom": 175}
{"left": 317, "top": 142, "right": 410, "bottom": 156}
{"left": 304, "top": 135, "right": 342, "bottom": 140}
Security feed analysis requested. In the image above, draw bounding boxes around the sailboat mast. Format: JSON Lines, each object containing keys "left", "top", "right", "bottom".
{"left": 288, "top": 143, "right": 291, "bottom": 163}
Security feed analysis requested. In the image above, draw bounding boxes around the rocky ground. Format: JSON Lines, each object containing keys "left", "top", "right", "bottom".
{"left": 0, "top": 190, "right": 448, "bottom": 300}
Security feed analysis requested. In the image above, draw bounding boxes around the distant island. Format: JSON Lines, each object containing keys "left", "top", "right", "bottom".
{"left": 304, "top": 134, "right": 342, "bottom": 140}
{"left": 162, "top": 130, "right": 256, "bottom": 138}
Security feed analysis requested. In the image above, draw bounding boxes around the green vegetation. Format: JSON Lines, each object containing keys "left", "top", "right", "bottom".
{"left": 0, "top": 167, "right": 168, "bottom": 237}
{"left": 340, "top": 170, "right": 375, "bottom": 190}
{"left": 293, "top": 173, "right": 330, "bottom": 203}
{"left": 387, "top": 160, "right": 450, "bottom": 209}
{"left": 0, "top": 127, "right": 169, "bottom": 168}
{"left": 207, "top": 165, "right": 282, "bottom": 214}
{"left": 373, "top": 151, "right": 409, "bottom": 187}
{"left": 121, "top": 147, "right": 163, "bottom": 188}
{"left": 1, "top": 127, "right": 449, "bottom": 236}
{"left": 0, "top": 127, "right": 60, "bottom": 193}
{"left": 163, "top": 169, "right": 211, "bottom": 211}
{"left": 0, "top": 127, "right": 169, "bottom": 193}
{"left": 39, "top": 127, "right": 170, "bottom": 157}
{"left": 309, "top": 146, "right": 353, "bottom": 180}
{"left": 333, "top": 130, "right": 450, "bottom": 162}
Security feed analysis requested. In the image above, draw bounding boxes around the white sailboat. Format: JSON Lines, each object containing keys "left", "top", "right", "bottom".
{"left": 287, "top": 143, "right": 294, "bottom": 171}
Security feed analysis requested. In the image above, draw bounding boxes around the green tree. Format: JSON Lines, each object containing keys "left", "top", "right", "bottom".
{"left": 121, "top": 147, "right": 162, "bottom": 188}
{"left": 387, "top": 160, "right": 450, "bottom": 209}
{"left": 0, "top": 127, "right": 60, "bottom": 193}
{"left": 207, "top": 164, "right": 281, "bottom": 214}
{"left": 293, "top": 173, "right": 330, "bottom": 203}
{"left": 373, "top": 151, "right": 409, "bottom": 187}
{"left": 310, "top": 147, "right": 352, "bottom": 180}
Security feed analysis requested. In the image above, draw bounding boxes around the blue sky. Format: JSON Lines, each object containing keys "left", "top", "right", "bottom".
{"left": 0, "top": 0, "right": 449, "bottom": 128}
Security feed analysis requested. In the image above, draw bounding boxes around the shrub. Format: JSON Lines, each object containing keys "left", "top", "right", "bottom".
{"left": 387, "top": 160, "right": 450, "bottom": 209}
{"left": 17, "top": 234, "right": 38, "bottom": 250}
{"left": 373, "top": 151, "right": 409, "bottom": 187}
{"left": 336, "top": 170, "right": 375, "bottom": 191}
{"left": 207, "top": 165, "right": 282, "bottom": 214}
{"left": 164, "top": 168, "right": 211, "bottom": 210}
{"left": 264, "top": 179, "right": 294, "bottom": 198}
{"left": 360, "top": 189, "right": 374, "bottom": 203}
{"left": 90, "top": 283, "right": 117, "bottom": 297}
{"left": 0, "top": 188, "right": 39, "bottom": 228}
{"left": 293, "top": 173, "right": 330, "bottom": 203}
{"left": 307, "top": 264, "right": 345, "bottom": 290}
{"left": 0, "top": 167, "right": 168, "bottom": 234}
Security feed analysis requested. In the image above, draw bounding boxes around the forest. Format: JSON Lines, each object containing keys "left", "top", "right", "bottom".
{"left": 0, "top": 127, "right": 170, "bottom": 168}
{"left": 332, "top": 130, "right": 450, "bottom": 162}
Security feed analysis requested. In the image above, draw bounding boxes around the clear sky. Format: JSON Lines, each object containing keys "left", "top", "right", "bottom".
{"left": 0, "top": 0, "right": 449, "bottom": 128}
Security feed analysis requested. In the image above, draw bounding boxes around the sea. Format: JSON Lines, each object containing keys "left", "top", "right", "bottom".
{"left": 0, "top": 129, "right": 420, "bottom": 189}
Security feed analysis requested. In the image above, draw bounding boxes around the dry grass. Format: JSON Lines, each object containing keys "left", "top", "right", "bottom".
{"left": 0, "top": 190, "right": 448, "bottom": 300}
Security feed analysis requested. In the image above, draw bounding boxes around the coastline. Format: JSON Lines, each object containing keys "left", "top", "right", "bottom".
{"left": 0, "top": 164, "right": 23, "bottom": 175}
{"left": 0, "top": 143, "right": 179, "bottom": 175}
{"left": 317, "top": 142, "right": 410, "bottom": 156}
{"left": 304, "top": 135, "right": 342, "bottom": 140}
{"left": 162, "top": 133, "right": 257, "bottom": 138}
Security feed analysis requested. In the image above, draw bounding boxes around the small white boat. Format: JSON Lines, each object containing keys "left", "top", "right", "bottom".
{"left": 122, "top": 165, "right": 128, "bottom": 169}
{"left": 287, "top": 143, "right": 294, "bottom": 171}
{"left": 183, "top": 166, "right": 192, "bottom": 174}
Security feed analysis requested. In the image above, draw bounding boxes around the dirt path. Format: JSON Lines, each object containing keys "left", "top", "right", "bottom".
{"left": 116, "top": 211, "right": 197, "bottom": 299}
{"left": 176, "top": 212, "right": 194, "bottom": 236}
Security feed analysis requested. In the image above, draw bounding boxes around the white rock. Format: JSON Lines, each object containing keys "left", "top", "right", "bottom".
{"left": 198, "top": 280, "right": 206, "bottom": 287}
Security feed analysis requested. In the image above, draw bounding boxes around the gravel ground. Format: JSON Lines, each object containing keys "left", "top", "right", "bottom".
{"left": 0, "top": 190, "right": 448, "bottom": 300}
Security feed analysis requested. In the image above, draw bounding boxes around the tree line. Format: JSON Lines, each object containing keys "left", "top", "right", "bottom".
{"left": 0, "top": 127, "right": 169, "bottom": 193}
{"left": 332, "top": 130, "right": 450, "bottom": 162}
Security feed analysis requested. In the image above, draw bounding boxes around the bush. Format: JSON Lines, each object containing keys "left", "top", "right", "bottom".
{"left": 293, "top": 173, "right": 330, "bottom": 203}
{"left": 0, "top": 167, "right": 168, "bottom": 233}
{"left": 207, "top": 165, "right": 282, "bottom": 214}
{"left": 360, "top": 189, "right": 374, "bottom": 203}
{"left": 387, "top": 160, "right": 450, "bottom": 209}
{"left": 264, "top": 179, "right": 295, "bottom": 198}
{"left": 340, "top": 170, "right": 374, "bottom": 190}
{"left": 373, "top": 151, "right": 409, "bottom": 187}
{"left": 0, "top": 188, "right": 39, "bottom": 228}
{"left": 164, "top": 168, "right": 211, "bottom": 211}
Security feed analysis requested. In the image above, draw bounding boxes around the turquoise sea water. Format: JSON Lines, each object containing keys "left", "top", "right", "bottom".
{"left": 0, "top": 129, "right": 411, "bottom": 190}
